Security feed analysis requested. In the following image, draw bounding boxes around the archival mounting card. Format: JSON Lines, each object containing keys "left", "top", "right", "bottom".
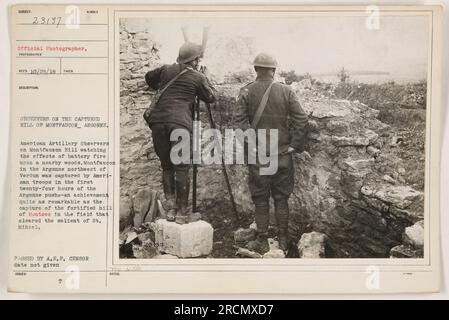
{"left": 8, "top": 4, "right": 442, "bottom": 294}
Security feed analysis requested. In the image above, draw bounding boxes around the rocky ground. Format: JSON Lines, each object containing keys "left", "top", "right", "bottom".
{"left": 118, "top": 20, "right": 426, "bottom": 259}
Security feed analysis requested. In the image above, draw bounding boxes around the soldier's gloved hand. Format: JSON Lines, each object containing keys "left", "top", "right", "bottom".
{"left": 280, "top": 146, "right": 295, "bottom": 155}
{"left": 294, "top": 150, "right": 312, "bottom": 162}
{"left": 286, "top": 146, "right": 295, "bottom": 154}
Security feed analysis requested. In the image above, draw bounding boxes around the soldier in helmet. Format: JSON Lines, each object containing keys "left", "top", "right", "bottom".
{"left": 144, "top": 42, "right": 216, "bottom": 224}
{"left": 234, "top": 53, "right": 309, "bottom": 254}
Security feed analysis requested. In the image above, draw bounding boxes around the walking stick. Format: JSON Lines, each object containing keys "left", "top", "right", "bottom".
{"left": 205, "top": 103, "right": 241, "bottom": 221}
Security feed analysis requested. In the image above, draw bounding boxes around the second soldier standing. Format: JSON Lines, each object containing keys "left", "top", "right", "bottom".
{"left": 234, "top": 53, "right": 309, "bottom": 254}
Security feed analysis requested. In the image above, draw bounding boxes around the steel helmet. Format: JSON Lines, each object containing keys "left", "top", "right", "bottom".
{"left": 252, "top": 53, "right": 278, "bottom": 68}
{"left": 177, "top": 42, "right": 203, "bottom": 64}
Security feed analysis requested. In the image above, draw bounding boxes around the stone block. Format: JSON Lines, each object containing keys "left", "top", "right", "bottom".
{"left": 310, "top": 101, "right": 351, "bottom": 118}
{"left": 331, "top": 129, "right": 379, "bottom": 147}
{"left": 119, "top": 196, "right": 133, "bottom": 231}
{"left": 236, "top": 248, "right": 262, "bottom": 258}
{"left": 132, "top": 188, "right": 157, "bottom": 227}
{"left": 367, "top": 146, "right": 380, "bottom": 157}
{"left": 298, "top": 231, "right": 328, "bottom": 258}
{"left": 326, "top": 120, "right": 350, "bottom": 135}
{"left": 249, "top": 221, "right": 257, "bottom": 230}
{"left": 155, "top": 219, "right": 213, "bottom": 258}
{"left": 263, "top": 240, "right": 285, "bottom": 258}
{"left": 382, "top": 175, "right": 397, "bottom": 184}
{"left": 154, "top": 254, "right": 179, "bottom": 259}
{"left": 132, "top": 239, "right": 157, "bottom": 259}
{"left": 263, "top": 250, "right": 285, "bottom": 258}
{"left": 374, "top": 185, "right": 423, "bottom": 209}
{"left": 390, "top": 244, "right": 423, "bottom": 258}
{"left": 404, "top": 220, "right": 424, "bottom": 249}
{"left": 234, "top": 227, "right": 256, "bottom": 243}
{"left": 342, "top": 158, "right": 375, "bottom": 172}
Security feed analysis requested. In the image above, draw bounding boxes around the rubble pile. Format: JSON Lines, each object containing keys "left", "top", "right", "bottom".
{"left": 285, "top": 86, "right": 423, "bottom": 258}
{"left": 225, "top": 85, "right": 424, "bottom": 258}
{"left": 390, "top": 219, "right": 424, "bottom": 258}
{"left": 334, "top": 81, "right": 427, "bottom": 110}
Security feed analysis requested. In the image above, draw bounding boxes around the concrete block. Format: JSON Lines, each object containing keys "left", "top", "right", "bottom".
{"left": 404, "top": 220, "right": 424, "bottom": 249}
{"left": 263, "top": 238, "right": 285, "bottom": 258}
{"left": 234, "top": 227, "right": 256, "bottom": 243}
{"left": 263, "top": 250, "right": 285, "bottom": 259}
{"left": 155, "top": 219, "right": 213, "bottom": 258}
{"left": 298, "top": 231, "right": 328, "bottom": 258}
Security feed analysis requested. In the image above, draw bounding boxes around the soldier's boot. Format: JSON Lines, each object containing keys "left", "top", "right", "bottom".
{"left": 188, "top": 211, "right": 202, "bottom": 223}
{"left": 247, "top": 205, "right": 270, "bottom": 255}
{"left": 175, "top": 170, "right": 190, "bottom": 225}
{"left": 162, "top": 170, "right": 176, "bottom": 222}
{"left": 275, "top": 199, "right": 290, "bottom": 252}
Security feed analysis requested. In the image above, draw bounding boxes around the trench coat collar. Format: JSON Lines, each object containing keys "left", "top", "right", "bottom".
{"left": 256, "top": 74, "right": 275, "bottom": 81}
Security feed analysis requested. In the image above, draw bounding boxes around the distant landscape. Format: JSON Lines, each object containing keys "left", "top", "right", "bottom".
{"left": 313, "top": 73, "right": 425, "bottom": 85}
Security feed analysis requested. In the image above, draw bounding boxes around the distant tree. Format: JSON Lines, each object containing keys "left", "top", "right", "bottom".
{"left": 280, "top": 70, "right": 313, "bottom": 84}
{"left": 337, "top": 67, "right": 350, "bottom": 83}
{"left": 279, "top": 70, "right": 297, "bottom": 84}
{"left": 302, "top": 72, "right": 312, "bottom": 80}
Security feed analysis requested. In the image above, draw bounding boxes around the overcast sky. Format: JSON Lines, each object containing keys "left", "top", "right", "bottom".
{"left": 135, "top": 14, "right": 430, "bottom": 81}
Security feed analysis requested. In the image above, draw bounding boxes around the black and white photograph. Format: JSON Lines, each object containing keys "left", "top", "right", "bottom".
{"left": 3, "top": 2, "right": 446, "bottom": 296}
{"left": 118, "top": 13, "right": 429, "bottom": 260}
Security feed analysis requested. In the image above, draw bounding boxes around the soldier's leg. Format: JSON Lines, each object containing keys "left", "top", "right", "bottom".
{"left": 174, "top": 164, "right": 201, "bottom": 224}
{"left": 162, "top": 170, "right": 175, "bottom": 200}
{"left": 274, "top": 198, "right": 289, "bottom": 251}
{"left": 174, "top": 165, "right": 190, "bottom": 224}
{"left": 166, "top": 124, "right": 192, "bottom": 225}
{"left": 247, "top": 164, "right": 270, "bottom": 254}
{"left": 271, "top": 154, "right": 294, "bottom": 251}
{"left": 151, "top": 124, "right": 176, "bottom": 220}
